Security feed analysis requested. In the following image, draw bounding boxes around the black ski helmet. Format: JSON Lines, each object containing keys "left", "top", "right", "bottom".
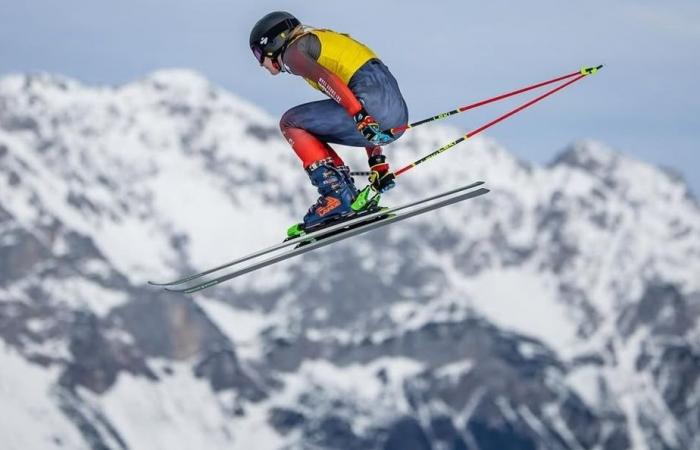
{"left": 249, "top": 11, "right": 301, "bottom": 64}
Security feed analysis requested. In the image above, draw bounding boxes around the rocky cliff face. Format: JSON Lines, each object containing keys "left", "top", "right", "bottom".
{"left": 1, "top": 70, "right": 698, "bottom": 450}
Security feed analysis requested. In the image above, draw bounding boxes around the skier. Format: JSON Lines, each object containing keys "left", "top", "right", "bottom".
{"left": 249, "top": 11, "right": 409, "bottom": 235}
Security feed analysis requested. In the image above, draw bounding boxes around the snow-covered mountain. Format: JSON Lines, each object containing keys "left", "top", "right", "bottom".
{"left": 1, "top": 69, "right": 699, "bottom": 450}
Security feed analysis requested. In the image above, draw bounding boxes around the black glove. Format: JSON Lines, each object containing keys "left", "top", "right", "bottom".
{"left": 353, "top": 108, "right": 394, "bottom": 145}
{"left": 368, "top": 154, "right": 396, "bottom": 193}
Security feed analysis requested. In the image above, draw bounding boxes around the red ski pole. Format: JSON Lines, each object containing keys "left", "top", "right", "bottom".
{"left": 392, "top": 65, "right": 603, "bottom": 178}
{"left": 385, "top": 66, "right": 601, "bottom": 136}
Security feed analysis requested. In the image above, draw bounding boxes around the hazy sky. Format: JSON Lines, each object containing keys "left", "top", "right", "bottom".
{"left": 1, "top": 0, "right": 699, "bottom": 194}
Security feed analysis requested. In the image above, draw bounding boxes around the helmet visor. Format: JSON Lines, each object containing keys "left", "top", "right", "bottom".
{"left": 251, "top": 46, "right": 264, "bottom": 64}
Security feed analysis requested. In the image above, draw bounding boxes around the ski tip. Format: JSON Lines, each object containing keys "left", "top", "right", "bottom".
{"left": 164, "top": 279, "right": 220, "bottom": 294}
{"left": 163, "top": 286, "right": 192, "bottom": 294}
{"left": 148, "top": 280, "right": 181, "bottom": 287}
{"left": 148, "top": 275, "right": 201, "bottom": 287}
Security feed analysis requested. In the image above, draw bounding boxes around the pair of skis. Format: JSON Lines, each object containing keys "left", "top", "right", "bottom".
{"left": 149, "top": 181, "right": 489, "bottom": 294}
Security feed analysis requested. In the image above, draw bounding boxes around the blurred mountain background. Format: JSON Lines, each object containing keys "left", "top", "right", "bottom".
{"left": 0, "top": 71, "right": 698, "bottom": 450}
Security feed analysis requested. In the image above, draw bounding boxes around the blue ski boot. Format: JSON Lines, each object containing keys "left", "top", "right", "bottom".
{"left": 286, "top": 158, "right": 359, "bottom": 238}
{"left": 335, "top": 163, "right": 360, "bottom": 199}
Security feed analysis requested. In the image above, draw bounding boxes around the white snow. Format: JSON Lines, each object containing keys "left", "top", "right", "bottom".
{"left": 0, "top": 346, "right": 86, "bottom": 450}
{"left": 566, "top": 365, "right": 601, "bottom": 409}
{"left": 436, "top": 359, "right": 474, "bottom": 381}
{"left": 465, "top": 269, "right": 578, "bottom": 355}
{"left": 41, "top": 277, "right": 129, "bottom": 317}
{"left": 197, "top": 299, "right": 272, "bottom": 360}
{"left": 97, "top": 361, "right": 241, "bottom": 450}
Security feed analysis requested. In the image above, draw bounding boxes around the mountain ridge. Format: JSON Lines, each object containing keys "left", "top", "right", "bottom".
{"left": 1, "top": 70, "right": 699, "bottom": 450}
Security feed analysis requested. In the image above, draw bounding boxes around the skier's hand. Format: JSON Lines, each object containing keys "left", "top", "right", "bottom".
{"left": 368, "top": 154, "right": 396, "bottom": 193}
{"left": 354, "top": 108, "right": 393, "bottom": 145}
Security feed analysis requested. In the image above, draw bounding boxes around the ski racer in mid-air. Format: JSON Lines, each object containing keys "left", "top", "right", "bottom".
{"left": 249, "top": 11, "right": 409, "bottom": 237}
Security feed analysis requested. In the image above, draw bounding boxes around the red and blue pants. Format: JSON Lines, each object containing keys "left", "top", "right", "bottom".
{"left": 280, "top": 59, "right": 409, "bottom": 168}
